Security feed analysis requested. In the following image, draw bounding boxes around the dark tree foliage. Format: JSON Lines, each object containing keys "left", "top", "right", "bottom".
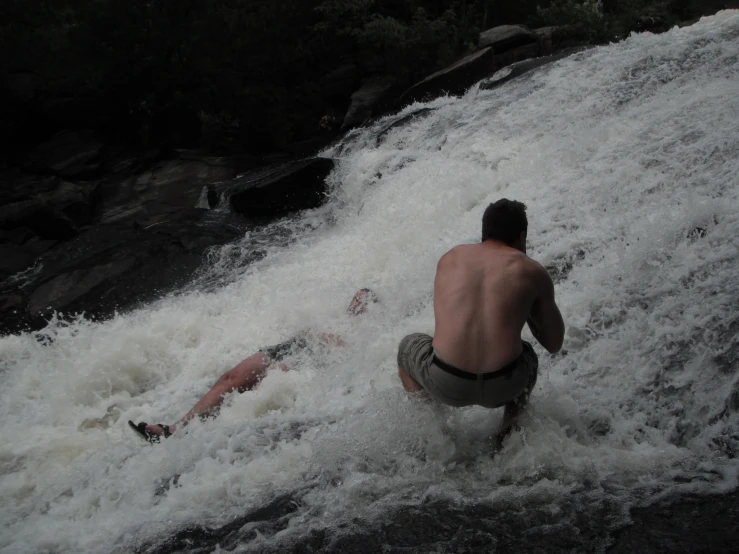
{"left": 0, "top": 0, "right": 722, "bottom": 161}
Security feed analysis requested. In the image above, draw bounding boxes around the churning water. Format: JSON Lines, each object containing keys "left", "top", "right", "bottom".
{"left": 1, "top": 11, "right": 738, "bottom": 553}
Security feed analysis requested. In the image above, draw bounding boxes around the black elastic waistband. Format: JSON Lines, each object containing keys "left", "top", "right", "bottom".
{"left": 432, "top": 353, "right": 520, "bottom": 380}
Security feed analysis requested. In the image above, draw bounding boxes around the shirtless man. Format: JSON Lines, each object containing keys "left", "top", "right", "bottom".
{"left": 396, "top": 199, "right": 564, "bottom": 444}
{"left": 129, "top": 288, "right": 378, "bottom": 442}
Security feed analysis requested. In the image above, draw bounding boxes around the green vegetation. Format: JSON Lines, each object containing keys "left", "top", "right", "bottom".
{"left": 530, "top": 1, "right": 715, "bottom": 43}
{"left": 0, "top": 1, "right": 722, "bottom": 162}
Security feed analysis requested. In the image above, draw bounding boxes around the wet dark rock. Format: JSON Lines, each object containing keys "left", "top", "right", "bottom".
{"left": 0, "top": 197, "right": 78, "bottom": 240}
{"left": 478, "top": 25, "right": 536, "bottom": 51}
{"left": 27, "top": 258, "right": 137, "bottom": 315}
{"left": 0, "top": 243, "right": 36, "bottom": 280}
{"left": 376, "top": 108, "right": 435, "bottom": 146}
{"left": 41, "top": 180, "right": 97, "bottom": 228}
{"left": 93, "top": 155, "right": 236, "bottom": 227}
{"left": 342, "top": 77, "right": 396, "bottom": 130}
{"left": 0, "top": 293, "right": 24, "bottom": 313}
{"left": 401, "top": 47, "right": 497, "bottom": 105}
{"left": 25, "top": 130, "right": 104, "bottom": 179}
{"left": 226, "top": 158, "right": 335, "bottom": 218}
{"left": 480, "top": 47, "right": 589, "bottom": 91}
{"left": 144, "top": 489, "right": 739, "bottom": 554}
{"left": 400, "top": 40, "right": 547, "bottom": 106}
{"left": 103, "top": 148, "right": 170, "bottom": 177}
{"left": 4, "top": 209, "right": 244, "bottom": 334}
{"left": 609, "top": 491, "right": 739, "bottom": 553}
{"left": 143, "top": 493, "right": 302, "bottom": 554}
{"left": 0, "top": 171, "right": 98, "bottom": 239}
{"left": 1, "top": 145, "right": 338, "bottom": 335}
{"left": 0, "top": 173, "right": 58, "bottom": 205}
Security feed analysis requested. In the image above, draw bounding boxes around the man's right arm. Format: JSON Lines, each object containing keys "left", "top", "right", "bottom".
{"left": 527, "top": 265, "right": 565, "bottom": 354}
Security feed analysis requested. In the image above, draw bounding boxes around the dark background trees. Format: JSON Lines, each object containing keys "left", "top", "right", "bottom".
{"left": 0, "top": 1, "right": 727, "bottom": 164}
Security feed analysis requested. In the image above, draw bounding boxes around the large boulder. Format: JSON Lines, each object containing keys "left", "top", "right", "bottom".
{"left": 25, "top": 130, "right": 104, "bottom": 179}
{"left": 223, "top": 158, "right": 335, "bottom": 218}
{"left": 341, "top": 77, "right": 395, "bottom": 130}
{"left": 4, "top": 209, "right": 244, "bottom": 334}
{"left": 400, "top": 47, "right": 497, "bottom": 105}
{"left": 400, "top": 24, "right": 554, "bottom": 106}
{"left": 0, "top": 151, "right": 338, "bottom": 335}
{"left": 0, "top": 173, "right": 98, "bottom": 242}
{"left": 94, "top": 155, "right": 237, "bottom": 227}
{"left": 0, "top": 195, "right": 79, "bottom": 240}
{"left": 480, "top": 46, "right": 590, "bottom": 92}
{"left": 0, "top": 153, "right": 237, "bottom": 298}
{"left": 0, "top": 172, "right": 59, "bottom": 205}
{"left": 1, "top": 134, "right": 339, "bottom": 335}
{"left": 0, "top": 243, "right": 36, "bottom": 281}
{"left": 375, "top": 108, "right": 435, "bottom": 146}
{"left": 478, "top": 25, "right": 537, "bottom": 51}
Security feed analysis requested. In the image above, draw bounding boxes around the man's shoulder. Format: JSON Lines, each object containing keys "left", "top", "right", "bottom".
{"left": 521, "top": 253, "right": 545, "bottom": 270}
{"left": 438, "top": 244, "right": 472, "bottom": 264}
{"left": 520, "top": 257, "right": 555, "bottom": 293}
{"left": 518, "top": 255, "right": 548, "bottom": 277}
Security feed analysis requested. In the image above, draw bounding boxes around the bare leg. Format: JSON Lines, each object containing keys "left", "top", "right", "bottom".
{"left": 145, "top": 352, "right": 277, "bottom": 437}
{"left": 496, "top": 387, "right": 533, "bottom": 446}
{"left": 398, "top": 365, "right": 424, "bottom": 393}
{"left": 496, "top": 349, "right": 538, "bottom": 448}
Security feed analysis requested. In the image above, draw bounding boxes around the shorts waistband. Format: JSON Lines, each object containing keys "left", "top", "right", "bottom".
{"left": 432, "top": 351, "right": 522, "bottom": 381}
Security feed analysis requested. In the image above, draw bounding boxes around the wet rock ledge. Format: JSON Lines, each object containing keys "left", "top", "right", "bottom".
{"left": 0, "top": 135, "right": 335, "bottom": 336}
{"left": 139, "top": 488, "right": 739, "bottom": 553}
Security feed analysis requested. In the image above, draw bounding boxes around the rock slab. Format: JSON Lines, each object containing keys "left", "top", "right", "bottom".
{"left": 228, "top": 158, "right": 335, "bottom": 217}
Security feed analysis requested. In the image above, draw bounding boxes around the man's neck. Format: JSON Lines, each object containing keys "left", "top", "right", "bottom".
{"left": 482, "top": 239, "right": 522, "bottom": 252}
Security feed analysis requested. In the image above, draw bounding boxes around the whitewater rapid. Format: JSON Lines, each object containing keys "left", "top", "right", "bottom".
{"left": 1, "top": 11, "right": 738, "bottom": 553}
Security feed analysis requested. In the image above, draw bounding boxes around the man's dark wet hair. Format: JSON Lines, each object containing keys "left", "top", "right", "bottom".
{"left": 481, "top": 199, "right": 528, "bottom": 245}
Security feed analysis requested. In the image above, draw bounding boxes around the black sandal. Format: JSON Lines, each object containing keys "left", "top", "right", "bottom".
{"left": 128, "top": 420, "right": 171, "bottom": 443}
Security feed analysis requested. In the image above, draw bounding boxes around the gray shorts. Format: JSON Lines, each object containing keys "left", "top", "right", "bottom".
{"left": 397, "top": 333, "right": 538, "bottom": 408}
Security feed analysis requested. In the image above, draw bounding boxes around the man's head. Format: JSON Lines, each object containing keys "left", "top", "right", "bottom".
{"left": 481, "top": 199, "right": 528, "bottom": 251}
{"left": 347, "top": 288, "right": 379, "bottom": 316}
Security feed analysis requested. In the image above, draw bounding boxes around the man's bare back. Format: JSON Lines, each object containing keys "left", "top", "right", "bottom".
{"left": 433, "top": 241, "right": 537, "bottom": 372}
{"left": 433, "top": 241, "right": 563, "bottom": 373}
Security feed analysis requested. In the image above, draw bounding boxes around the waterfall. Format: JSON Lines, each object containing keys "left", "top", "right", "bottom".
{"left": 1, "top": 11, "right": 738, "bottom": 553}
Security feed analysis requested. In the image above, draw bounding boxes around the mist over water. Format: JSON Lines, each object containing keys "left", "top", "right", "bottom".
{"left": 2, "top": 12, "right": 738, "bottom": 553}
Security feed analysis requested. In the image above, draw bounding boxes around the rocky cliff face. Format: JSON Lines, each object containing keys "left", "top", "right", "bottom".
{"left": 0, "top": 138, "right": 335, "bottom": 335}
